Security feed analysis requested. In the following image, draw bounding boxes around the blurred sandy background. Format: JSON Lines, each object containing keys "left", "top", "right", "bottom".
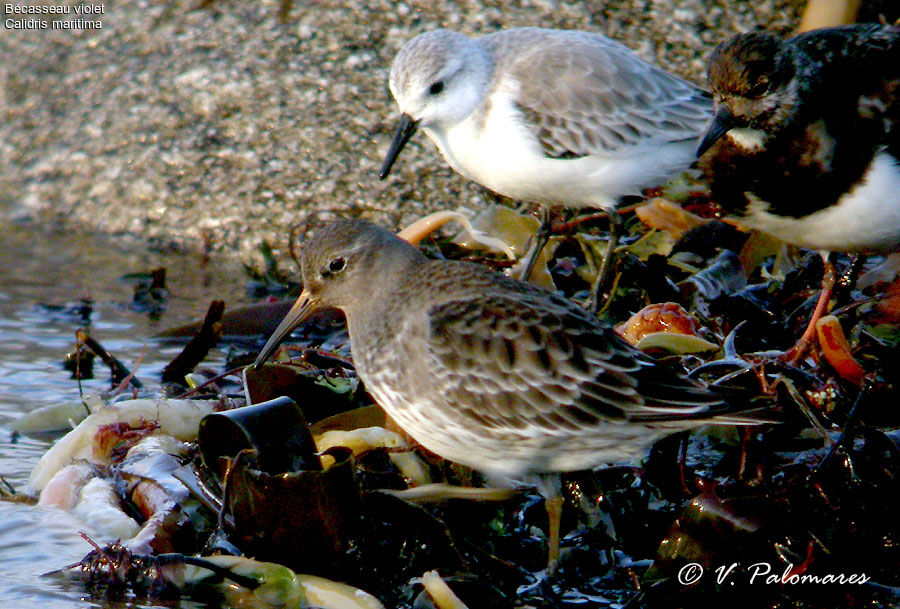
{"left": 0, "top": 0, "right": 818, "bottom": 263}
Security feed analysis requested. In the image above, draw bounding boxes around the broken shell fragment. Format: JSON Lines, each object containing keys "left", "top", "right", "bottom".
{"left": 28, "top": 398, "right": 217, "bottom": 494}
{"left": 615, "top": 302, "right": 718, "bottom": 353}
{"left": 315, "top": 426, "right": 431, "bottom": 486}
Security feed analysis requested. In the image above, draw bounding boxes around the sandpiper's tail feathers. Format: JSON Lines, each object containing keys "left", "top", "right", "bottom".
{"left": 631, "top": 364, "right": 778, "bottom": 426}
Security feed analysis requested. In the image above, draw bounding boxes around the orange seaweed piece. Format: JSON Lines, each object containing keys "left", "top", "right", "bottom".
{"left": 815, "top": 315, "right": 866, "bottom": 385}
{"left": 634, "top": 198, "right": 709, "bottom": 239}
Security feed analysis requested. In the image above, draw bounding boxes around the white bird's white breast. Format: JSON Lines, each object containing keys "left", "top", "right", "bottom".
{"left": 739, "top": 152, "right": 900, "bottom": 253}
{"left": 426, "top": 84, "right": 556, "bottom": 198}
{"left": 422, "top": 83, "right": 698, "bottom": 209}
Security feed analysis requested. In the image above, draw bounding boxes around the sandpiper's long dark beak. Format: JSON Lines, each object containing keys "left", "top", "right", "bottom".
{"left": 378, "top": 113, "right": 419, "bottom": 180}
{"left": 696, "top": 108, "right": 736, "bottom": 158}
{"left": 253, "top": 290, "right": 316, "bottom": 369}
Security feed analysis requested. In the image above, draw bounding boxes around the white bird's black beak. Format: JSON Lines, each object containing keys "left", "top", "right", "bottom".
{"left": 379, "top": 113, "right": 419, "bottom": 180}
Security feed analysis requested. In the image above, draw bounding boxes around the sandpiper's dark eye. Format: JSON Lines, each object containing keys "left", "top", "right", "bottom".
{"left": 328, "top": 257, "right": 346, "bottom": 274}
{"left": 428, "top": 81, "right": 444, "bottom": 96}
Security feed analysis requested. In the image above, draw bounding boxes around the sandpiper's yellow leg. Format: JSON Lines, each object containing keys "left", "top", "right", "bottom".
{"left": 545, "top": 494, "right": 564, "bottom": 573}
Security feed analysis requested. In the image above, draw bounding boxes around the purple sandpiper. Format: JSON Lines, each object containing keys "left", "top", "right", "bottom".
{"left": 255, "top": 219, "right": 762, "bottom": 569}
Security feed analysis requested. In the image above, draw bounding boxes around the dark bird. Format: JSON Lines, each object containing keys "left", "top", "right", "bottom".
{"left": 254, "top": 219, "right": 763, "bottom": 570}
{"left": 697, "top": 24, "right": 900, "bottom": 360}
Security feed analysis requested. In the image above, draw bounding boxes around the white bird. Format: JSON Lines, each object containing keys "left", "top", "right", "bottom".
{"left": 379, "top": 27, "right": 713, "bottom": 304}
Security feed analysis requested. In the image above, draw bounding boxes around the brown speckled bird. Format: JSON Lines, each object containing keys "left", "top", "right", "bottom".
{"left": 255, "top": 219, "right": 760, "bottom": 569}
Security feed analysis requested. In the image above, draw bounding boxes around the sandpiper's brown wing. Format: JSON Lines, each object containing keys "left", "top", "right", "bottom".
{"left": 426, "top": 292, "right": 725, "bottom": 434}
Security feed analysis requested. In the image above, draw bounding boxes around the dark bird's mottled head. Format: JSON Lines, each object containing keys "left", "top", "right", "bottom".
{"left": 296, "top": 219, "right": 424, "bottom": 311}
{"left": 711, "top": 34, "right": 793, "bottom": 94}
{"left": 698, "top": 32, "right": 798, "bottom": 156}
{"left": 253, "top": 220, "right": 425, "bottom": 367}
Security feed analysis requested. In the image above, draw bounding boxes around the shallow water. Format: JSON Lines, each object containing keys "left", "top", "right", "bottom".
{"left": 0, "top": 222, "right": 255, "bottom": 608}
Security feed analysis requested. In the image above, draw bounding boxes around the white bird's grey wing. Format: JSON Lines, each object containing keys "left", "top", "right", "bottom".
{"left": 484, "top": 30, "right": 713, "bottom": 158}
{"left": 425, "top": 292, "right": 726, "bottom": 435}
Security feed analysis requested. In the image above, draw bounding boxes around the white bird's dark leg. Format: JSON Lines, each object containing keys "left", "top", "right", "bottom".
{"left": 521, "top": 206, "right": 553, "bottom": 282}
{"left": 587, "top": 209, "right": 621, "bottom": 314}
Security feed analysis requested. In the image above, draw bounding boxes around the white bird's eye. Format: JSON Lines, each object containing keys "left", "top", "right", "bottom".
{"left": 428, "top": 81, "right": 445, "bottom": 96}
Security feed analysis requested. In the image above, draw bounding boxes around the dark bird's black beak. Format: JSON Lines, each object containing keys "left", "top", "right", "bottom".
{"left": 379, "top": 113, "right": 419, "bottom": 180}
{"left": 696, "top": 108, "right": 736, "bottom": 158}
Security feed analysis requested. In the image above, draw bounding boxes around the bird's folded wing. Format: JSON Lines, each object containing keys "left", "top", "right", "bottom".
{"left": 502, "top": 34, "right": 712, "bottom": 158}
{"left": 426, "top": 294, "right": 724, "bottom": 434}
